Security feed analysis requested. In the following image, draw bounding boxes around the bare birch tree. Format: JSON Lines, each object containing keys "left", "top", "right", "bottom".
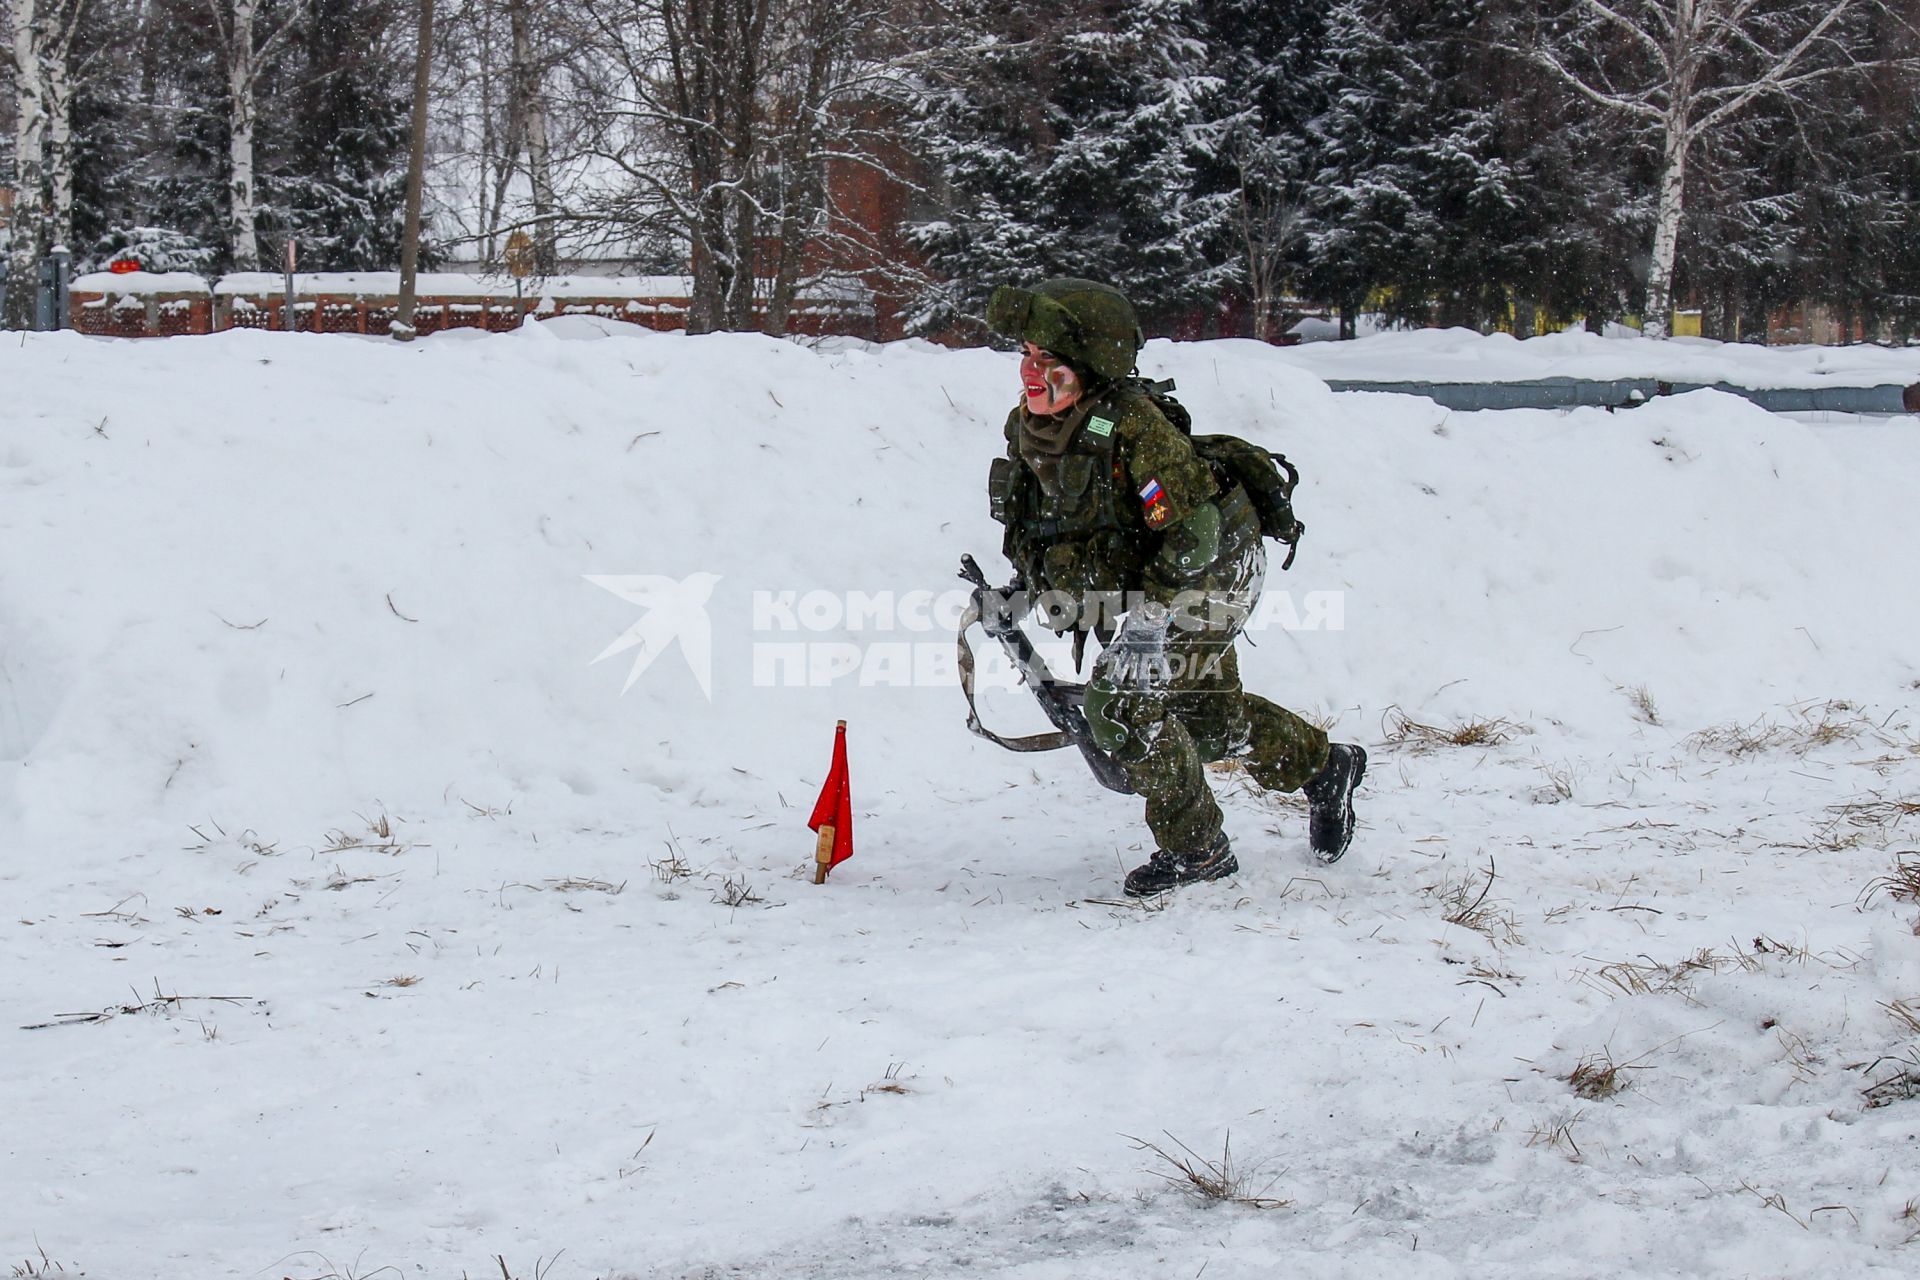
{"left": 434, "top": 0, "right": 514, "bottom": 264}
{"left": 1229, "top": 141, "right": 1308, "bottom": 343}
{"left": 207, "top": 0, "right": 304, "bottom": 269}
{"left": 574, "top": 0, "right": 915, "bottom": 333}
{"left": 1514, "top": 0, "right": 1910, "bottom": 338}
{"left": 35, "top": 0, "right": 89, "bottom": 251}
{"left": 5, "top": 0, "right": 49, "bottom": 325}
{"left": 433, "top": 0, "right": 586, "bottom": 269}
{"left": 506, "top": 0, "right": 558, "bottom": 271}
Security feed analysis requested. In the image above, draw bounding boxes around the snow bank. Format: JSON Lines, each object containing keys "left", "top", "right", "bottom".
{"left": 1267, "top": 324, "right": 1920, "bottom": 389}
{"left": 3, "top": 324, "right": 1918, "bottom": 1277}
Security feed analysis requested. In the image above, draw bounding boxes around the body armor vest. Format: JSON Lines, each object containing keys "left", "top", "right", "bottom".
{"left": 991, "top": 392, "right": 1153, "bottom": 594}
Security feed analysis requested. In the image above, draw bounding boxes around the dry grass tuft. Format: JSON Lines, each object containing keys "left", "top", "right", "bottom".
{"left": 379, "top": 975, "right": 422, "bottom": 988}
{"left": 651, "top": 839, "right": 696, "bottom": 885}
{"left": 276, "top": 1253, "right": 403, "bottom": 1280}
{"left": 183, "top": 820, "right": 278, "bottom": 857}
{"left": 1426, "top": 858, "right": 1520, "bottom": 943}
{"left": 861, "top": 1062, "right": 914, "bottom": 1098}
{"left": 1534, "top": 757, "right": 1577, "bottom": 803}
{"left": 1687, "top": 716, "right": 1793, "bottom": 757}
{"left": 1884, "top": 999, "right": 1920, "bottom": 1037}
{"left": 1691, "top": 699, "right": 1891, "bottom": 759}
{"left": 1567, "top": 1051, "right": 1639, "bottom": 1100}
{"left": 1581, "top": 946, "right": 1760, "bottom": 1002}
{"left": 546, "top": 876, "right": 626, "bottom": 895}
{"left": 1525, "top": 1110, "right": 1585, "bottom": 1160}
{"left": 1797, "top": 699, "right": 1871, "bottom": 749}
{"left": 1775, "top": 1028, "right": 1822, "bottom": 1084}
{"left": 1126, "top": 1131, "right": 1289, "bottom": 1209}
{"left": 321, "top": 812, "right": 418, "bottom": 856}
{"left": 482, "top": 1252, "right": 565, "bottom": 1280}
{"left": 19, "top": 979, "right": 258, "bottom": 1030}
{"left": 1384, "top": 707, "right": 1522, "bottom": 751}
{"left": 10, "top": 1242, "right": 70, "bottom": 1277}
{"left": 712, "top": 875, "right": 763, "bottom": 908}
{"left": 1584, "top": 936, "right": 1838, "bottom": 1007}
{"left": 1624, "top": 684, "right": 1661, "bottom": 726}
{"left": 1861, "top": 1050, "right": 1920, "bottom": 1109}
{"left": 1860, "top": 850, "right": 1920, "bottom": 907}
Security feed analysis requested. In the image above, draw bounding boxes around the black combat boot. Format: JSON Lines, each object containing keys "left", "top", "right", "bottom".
{"left": 1122, "top": 831, "right": 1238, "bottom": 897}
{"left": 1303, "top": 743, "right": 1367, "bottom": 863}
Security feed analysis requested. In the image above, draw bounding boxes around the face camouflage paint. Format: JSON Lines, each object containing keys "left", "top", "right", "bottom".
{"left": 1020, "top": 343, "right": 1083, "bottom": 415}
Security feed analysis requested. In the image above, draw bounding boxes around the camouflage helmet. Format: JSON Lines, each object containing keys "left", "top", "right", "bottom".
{"left": 986, "top": 278, "right": 1143, "bottom": 385}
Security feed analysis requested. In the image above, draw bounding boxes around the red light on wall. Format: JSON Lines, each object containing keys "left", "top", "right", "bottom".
{"left": 109, "top": 259, "right": 140, "bottom": 275}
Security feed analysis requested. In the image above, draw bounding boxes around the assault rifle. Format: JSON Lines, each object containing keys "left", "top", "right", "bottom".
{"left": 955, "top": 554, "right": 1134, "bottom": 795}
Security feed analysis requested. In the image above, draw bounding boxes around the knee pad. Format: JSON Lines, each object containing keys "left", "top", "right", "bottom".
{"left": 1085, "top": 680, "right": 1157, "bottom": 764}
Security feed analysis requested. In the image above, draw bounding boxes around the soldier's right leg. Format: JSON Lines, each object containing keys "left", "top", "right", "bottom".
{"left": 1241, "top": 694, "right": 1331, "bottom": 793}
{"left": 1240, "top": 692, "right": 1364, "bottom": 863}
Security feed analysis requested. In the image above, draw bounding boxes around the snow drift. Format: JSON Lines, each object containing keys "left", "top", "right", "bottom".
{"left": 3, "top": 323, "right": 1919, "bottom": 1278}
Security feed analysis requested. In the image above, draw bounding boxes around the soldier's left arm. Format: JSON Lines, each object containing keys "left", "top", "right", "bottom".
{"left": 1122, "top": 412, "right": 1223, "bottom": 600}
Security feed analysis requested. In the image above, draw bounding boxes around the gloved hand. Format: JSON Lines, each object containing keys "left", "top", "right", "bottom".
{"left": 1095, "top": 600, "right": 1174, "bottom": 691}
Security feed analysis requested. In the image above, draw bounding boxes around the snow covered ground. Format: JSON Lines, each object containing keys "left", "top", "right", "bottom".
{"left": 4, "top": 323, "right": 1920, "bottom": 1278}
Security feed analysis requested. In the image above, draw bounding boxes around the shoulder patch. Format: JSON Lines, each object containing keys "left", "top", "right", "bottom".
{"left": 1086, "top": 415, "right": 1115, "bottom": 438}
{"left": 1139, "top": 477, "right": 1173, "bottom": 529}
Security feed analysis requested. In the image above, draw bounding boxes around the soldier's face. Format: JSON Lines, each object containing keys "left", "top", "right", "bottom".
{"left": 1021, "top": 343, "right": 1082, "bottom": 415}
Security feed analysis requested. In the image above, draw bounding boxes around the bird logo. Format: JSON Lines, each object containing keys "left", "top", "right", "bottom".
{"left": 585, "top": 573, "right": 722, "bottom": 699}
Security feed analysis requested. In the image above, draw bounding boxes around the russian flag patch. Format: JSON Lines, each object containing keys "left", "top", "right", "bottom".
{"left": 1139, "top": 477, "right": 1171, "bottom": 528}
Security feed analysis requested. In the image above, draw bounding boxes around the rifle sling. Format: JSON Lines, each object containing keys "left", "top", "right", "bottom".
{"left": 955, "top": 593, "right": 1078, "bottom": 754}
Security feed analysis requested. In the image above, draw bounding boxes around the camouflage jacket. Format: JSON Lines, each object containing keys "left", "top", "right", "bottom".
{"left": 990, "top": 381, "right": 1261, "bottom": 627}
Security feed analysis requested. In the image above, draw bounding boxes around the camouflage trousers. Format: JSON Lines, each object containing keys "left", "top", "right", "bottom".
{"left": 1087, "top": 636, "right": 1330, "bottom": 856}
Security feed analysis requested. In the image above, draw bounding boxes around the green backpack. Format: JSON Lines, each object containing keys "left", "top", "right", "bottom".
{"left": 1135, "top": 379, "right": 1306, "bottom": 569}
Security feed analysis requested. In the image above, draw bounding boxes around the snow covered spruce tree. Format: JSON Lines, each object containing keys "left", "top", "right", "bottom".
{"left": 266, "top": 0, "right": 410, "bottom": 270}
{"left": 1390, "top": 1, "right": 1644, "bottom": 334}
{"left": 1510, "top": 0, "right": 1911, "bottom": 339}
{"left": 1184, "top": 0, "right": 1330, "bottom": 340}
{"left": 50, "top": 0, "right": 147, "bottom": 267}
{"left": 1879, "top": 102, "right": 1920, "bottom": 340}
{"left": 906, "top": 0, "right": 1211, "bottom": 337}
{"left": 1295, "top": 0, "right": 1440, "bottom": 337}
{"left": 1758, "top": 51, "right": 1920, "bottom": 341}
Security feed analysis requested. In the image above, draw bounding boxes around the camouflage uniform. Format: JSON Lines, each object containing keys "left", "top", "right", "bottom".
{"left": 987, "top": 284, "right": 1331, "bottom": 862}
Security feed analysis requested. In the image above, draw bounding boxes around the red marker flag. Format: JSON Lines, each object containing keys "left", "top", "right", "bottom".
{"left": 807, "top": 720, "right": 853, "bottom": 884}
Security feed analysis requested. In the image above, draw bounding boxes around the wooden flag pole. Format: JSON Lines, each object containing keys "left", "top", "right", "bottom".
{"left": 813, "top": 824, "right": 835, "bottom": 884}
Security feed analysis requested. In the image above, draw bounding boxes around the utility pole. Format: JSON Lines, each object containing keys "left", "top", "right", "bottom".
{"left": 394, "top": 0, "right": 435, "bottom": 341}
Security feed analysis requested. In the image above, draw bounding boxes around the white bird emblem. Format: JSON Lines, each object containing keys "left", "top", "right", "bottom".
{"left": 585, "top": 573, "right": 722, "bottom": 699}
